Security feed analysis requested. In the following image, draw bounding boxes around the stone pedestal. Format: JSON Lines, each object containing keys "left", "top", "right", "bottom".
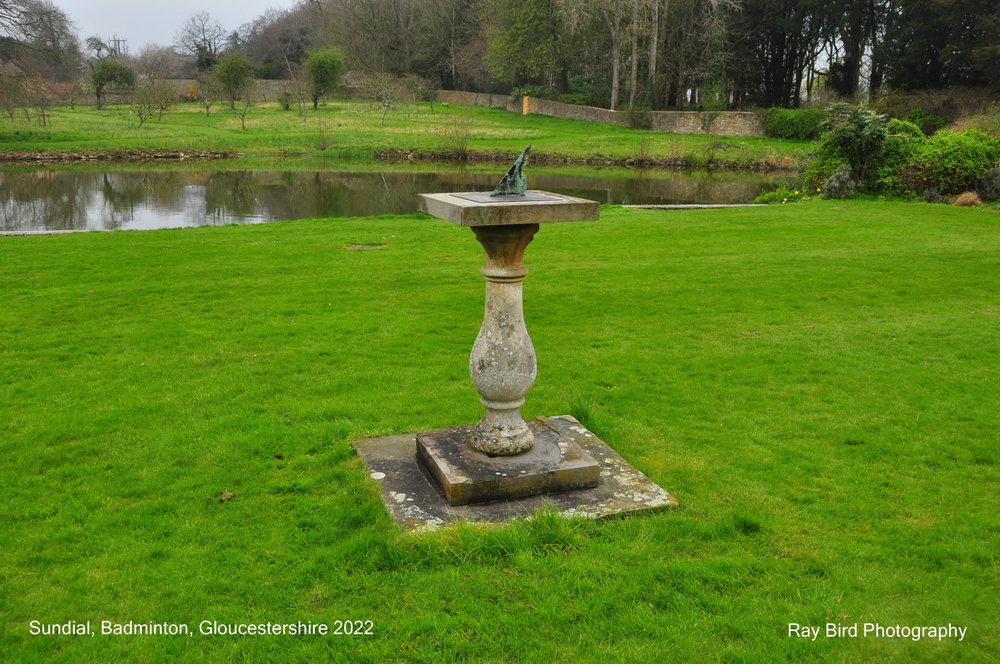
{"left": 468, "top": 223, "right": 539, "bottom": 455}
{"left": 418, "top": 190, "right": 599, "bottom": 461}
{"left": 352, "top": 190, "right": 676, "bottom": 527}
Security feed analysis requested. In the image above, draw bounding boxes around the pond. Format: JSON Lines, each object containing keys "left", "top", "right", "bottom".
{"left": 0, "top": 163, "right": 782, "bottom": 232}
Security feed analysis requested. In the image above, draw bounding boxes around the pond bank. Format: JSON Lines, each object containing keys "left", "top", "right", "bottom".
{"left": 375, "top": 148, "right": 799, "bottom": 171}
{"left": 0, "top": 150, "right": 236, "bottom": 164}
{"left": 1, "top": 147, "right": 798, "bottom": 171}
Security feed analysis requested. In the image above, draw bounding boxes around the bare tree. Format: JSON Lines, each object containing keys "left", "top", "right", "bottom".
{"left": 129, "top": 84, "right": 159, "bottom": 128}
{"left": 359, "top": 71, "right": 404, "bottom": 126}
{"left": 150, "top": 79, "right": 175, "bottom": 119}
{"left": 194, "top": 73, "right": 219, "bottom": 116}
{"left": 134, "top": 44, "right": 179, "bottom": 82}
{"left": 236, "top": 6, "right": 312, "bottom": 78}
{"left": 174, "top": 11, "right": 226, "bottom": 69}
{"left": 1, "top": 0, "right": 82, "bottom": 86}
{"left": 232, "top": 93, "right": 257, "bottom": 131}
{"left": 318, "top": 0, "right": 420, "bottom": 74}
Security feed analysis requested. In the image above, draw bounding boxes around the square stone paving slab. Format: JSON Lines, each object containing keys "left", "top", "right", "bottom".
{"left": 356, "top": 415, "right": 677, "bottom": 531}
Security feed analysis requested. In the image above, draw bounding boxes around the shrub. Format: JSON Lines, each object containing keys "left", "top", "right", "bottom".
{"left": 823, "top": 164, "right": 857, "bottom": 199}
{"left": 903, "top": 129, "right": 1000, "bottom": 194}
{"left": 753, "top": 185, "right": 805, "bottom": 204}
{"left": 886, "top": 118, "right": 924, "bottom": 138}
{"left": 441, "top": 115, "right": 472, "bottom": 159}
{"left": 976, "top": 169, "right": 1000, "bottom": 202}
{"left": 558, "top": 92, "right": 593, "bottom": 106}
{"left": 871, "top": 119, "right": 926, "bottom": 195}
{"left": 803, "top": 153, "right": 845, "bottom": 192}
{"left": 762, "top": 108, "right": 828, "bottom": 140}
{"left": 903, "top": 108, "right": 948, "bottom": 135}
{"left": 819, "top": 104, "right": 888, "bottom": 186}
{"left": 953, "top": 191, "right": 982, "bottom": 206}
{"left": 558, "top": 75, "right": 603, "bottom": 107}
{"left": 509, "top": 85, "right": 556, "bottom": 101}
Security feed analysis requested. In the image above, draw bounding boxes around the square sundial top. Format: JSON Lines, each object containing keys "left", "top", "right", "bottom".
{"left": 418, "top": 190, "right": 600, "bottom": 227}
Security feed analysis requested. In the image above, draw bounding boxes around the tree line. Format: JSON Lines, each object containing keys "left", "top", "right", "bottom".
{"left": 2, "top": 0, "right": 998, "bottom": 116}
{"left": 229, "top": 0, "right": 999, "bottom": 109}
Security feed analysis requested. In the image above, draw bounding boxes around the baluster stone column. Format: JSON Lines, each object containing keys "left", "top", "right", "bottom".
{"left": 469, "top": 223, "right": 539, "bottom": 456}
{"left": 356, "top": 188, "right": 677, "bottom": 521}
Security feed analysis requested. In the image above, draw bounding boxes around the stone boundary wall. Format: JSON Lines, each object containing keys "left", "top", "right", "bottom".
{"left": 522, "top": 96, "right": 624, "bottom": 126}
{"left": 435, "top": 89, "right": 765, "bottom": 137}
{"left": 437, "top": 90, "right": 520, "bottom": 113}
{"left": 169, "top": 79, "right": 295, "bottom": 99}
{"left": 651, "top": 111, "right": 764, "bottom": 136}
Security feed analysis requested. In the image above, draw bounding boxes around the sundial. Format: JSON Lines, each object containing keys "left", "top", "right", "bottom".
{"left": 355, "top": 147, "right": 676, "bottom": 528}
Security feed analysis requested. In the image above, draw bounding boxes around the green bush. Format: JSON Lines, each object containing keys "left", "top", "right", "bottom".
{"left": 561, "top": 75, "right": 603, "bottom": 107}
{"left": 902, "top": 108, "right": 949, "bottom": 135}
{"left": 904, "top": 129, "right": 1000, "bottom": 194}
{"left": 558, "top": 93, "right": 594, "bottom": 106}
{"left": 871, "top": 119, "right": 927, "bottom": 195}
{"left": 762, "top": 108, "right": 828, "bottom": 140}
{"left": 803, "top": 153, "right": 844, "bottom": 192}
{"left": 819, "top": 105, "right": 888, "bottom": 186}
{"left": 753, "top": 185, "right": 805, "bottom": 204}
{"left": 509, "top": 85, "right": 556, "bottom": 101}
{"left": 886, "top": 118, "right": 924, "bottom": 138}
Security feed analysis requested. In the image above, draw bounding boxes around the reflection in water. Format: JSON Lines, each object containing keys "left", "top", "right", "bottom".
{"left": 0, "top": 167, "right": 777, "bottom": 232}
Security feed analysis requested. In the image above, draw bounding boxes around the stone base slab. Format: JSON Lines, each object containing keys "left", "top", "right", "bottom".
{"left": 355, "top": 415, "right": 677, "bottom": 531}
{"left": 416, "top": 420, "right": 600, "bottom": 505}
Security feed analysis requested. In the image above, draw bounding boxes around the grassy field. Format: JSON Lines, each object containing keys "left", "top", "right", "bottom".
{"left": 1, "top": 201, "right": 997, "bottom": 662}
{"left": 0, "top": 99, "right": 809, "bottom": 168}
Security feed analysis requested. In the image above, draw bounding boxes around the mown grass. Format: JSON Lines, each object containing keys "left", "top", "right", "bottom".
{"left": 0, "top": 99, "right": 809, "bottom": 168}
{"left": 1, "top": 201, "right": 997, "bottom": 662}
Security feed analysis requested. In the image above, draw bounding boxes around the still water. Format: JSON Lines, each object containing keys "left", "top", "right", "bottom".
{"left": 1, "top": 165, "right": 778, "bottom": 232}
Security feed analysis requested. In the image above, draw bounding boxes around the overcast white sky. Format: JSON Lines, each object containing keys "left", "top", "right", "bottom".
{"left": 56, "top": 1, "right": 294, "bottom": 52}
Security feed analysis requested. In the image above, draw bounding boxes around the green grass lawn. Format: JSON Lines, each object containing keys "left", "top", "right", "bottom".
{"left": 1, "top": 201, "right": 997, "bottom": 662}
{"left": 0, "top": 99, "right": 809, "bottom": 168}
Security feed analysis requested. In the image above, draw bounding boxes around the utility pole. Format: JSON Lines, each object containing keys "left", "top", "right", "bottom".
{"left": 109, "top": 35, "right": 128, "bottom": 58}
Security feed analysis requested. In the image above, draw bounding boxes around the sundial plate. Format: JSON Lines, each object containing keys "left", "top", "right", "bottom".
{"left": 452, "top": 192, "right": 564, "bottom": 204}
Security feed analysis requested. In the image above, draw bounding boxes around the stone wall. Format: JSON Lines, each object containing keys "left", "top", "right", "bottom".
{"left": 650, "top": 112, "right": 702, "bottom": 134}
{"left": 150, "top": 79, "right": 296, "bottom": 101}
{"left": 651, "top": 111, "right": 764, "bottom": 136}
{"left": 521, "top": 96, "right": 626, "bottom": 126}
{"left": 435, "top": 90, "right": 764, "bottom": 137}
{"left": 437, "top": 90, "right": 519, "bottom": 112}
